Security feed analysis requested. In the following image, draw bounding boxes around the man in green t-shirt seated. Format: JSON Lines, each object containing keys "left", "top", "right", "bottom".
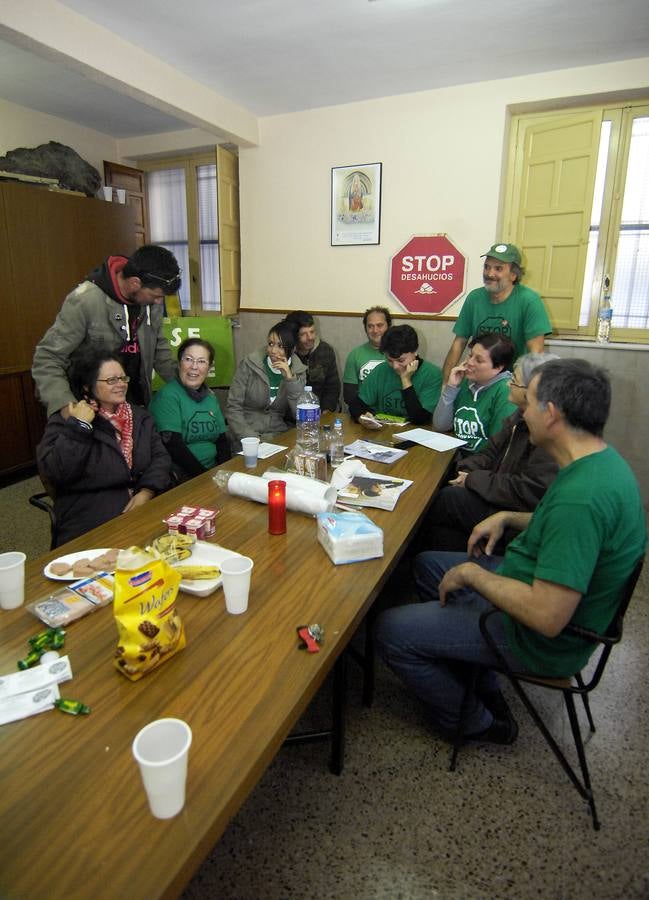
{"left": 348, "top": 324, "right": 442, "bottom": 425}
{"left": 442, "top": 242, "right": 552, "bottom": 381}
{"left": 375, "top": 359, "right": 646, "bottom": 744}
{"left": 342, "top": 306, "right": 392, "bottom": 406}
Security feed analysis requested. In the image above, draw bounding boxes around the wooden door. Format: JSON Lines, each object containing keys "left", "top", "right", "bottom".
{"left": 506, "top": 110, "right": 602, "bottom": 331}
{"left": 104, "top": 161, "right": 149, "bottom": 247}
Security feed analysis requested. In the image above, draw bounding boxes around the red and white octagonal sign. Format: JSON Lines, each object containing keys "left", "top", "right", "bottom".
{"left": 389, "top": 234, "right": 466, "bottom": 314}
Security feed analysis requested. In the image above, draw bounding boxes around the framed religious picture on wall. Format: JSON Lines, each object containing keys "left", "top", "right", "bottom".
{"left": 331, "top": 162, "right": 382, "bottom": 246}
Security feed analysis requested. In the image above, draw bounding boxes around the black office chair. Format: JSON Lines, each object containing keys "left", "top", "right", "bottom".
{"left": 28, "top": 463, "right": 59, "bottom": 551}
{"left": 449, "top": 557, "right": 644, "bottom": 830}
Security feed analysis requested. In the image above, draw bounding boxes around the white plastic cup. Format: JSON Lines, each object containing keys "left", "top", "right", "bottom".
{"left": 220, "top": 555, "right": 253, "bottom": 614}
{"left": 132, "top": 718, "right": 192, "bottom": 819}
{"left": 241, "top": 437, "right": 260, "bottom": 468}
{"left": 0, "top": 552, "right": 26, "bottom": 610}
{"left": 115, "top": 188, "right": 126, "bottom": 204}
{"left": 102, "top": 185, "right": 113, "bottom": 201}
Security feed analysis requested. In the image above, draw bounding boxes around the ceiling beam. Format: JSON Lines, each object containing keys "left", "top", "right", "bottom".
{"left": 0, "top": 0, "right": 259, "bottom": 147}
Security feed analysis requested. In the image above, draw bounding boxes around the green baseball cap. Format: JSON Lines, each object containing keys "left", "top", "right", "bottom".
{"left": 481, "top": 243, "right": 522, "bottom": 265}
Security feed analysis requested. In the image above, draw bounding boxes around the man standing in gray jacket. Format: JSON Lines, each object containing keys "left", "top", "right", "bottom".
{"left": 32, "top": 244, "right": 180, "bottom": 417}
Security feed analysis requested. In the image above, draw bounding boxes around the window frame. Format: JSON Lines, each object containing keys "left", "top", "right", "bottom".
{"left": 138, "top": 151, "right": 220, "bottom": 316}
{"left": 504, "top": 99, "right": 649, "bottom": 345}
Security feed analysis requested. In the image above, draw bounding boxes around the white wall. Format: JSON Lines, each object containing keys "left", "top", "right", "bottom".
{"left": 0, "top": 96, "right": 120, "bottom": 180}
{"left": 237, "top": 57, "right": 649, "bottom": 503}
{"left": 239, "top": 56, "right": 649, "bottom": 316}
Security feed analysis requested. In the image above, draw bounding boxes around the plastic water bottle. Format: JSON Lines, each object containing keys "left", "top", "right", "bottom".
{"left": 330, "top": 418, "right": 345, "bottom": 468}
{"left": 321, "top": 424, "right": 332, "bottom": 462}
{"left": 596, "top": 294, "right": 612, "bottom": 343}
{"left": 296, "top": 385, "right": 320, "bottom": 451}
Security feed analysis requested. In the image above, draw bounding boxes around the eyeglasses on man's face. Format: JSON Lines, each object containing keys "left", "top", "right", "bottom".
{"left": 509, "top": 377, "right": 526, "bottom": 389}
{"left": 182, "top": 356, "right": 210, "bottom": 367}
{"left": 96, "top": 375, "right": 131, "bottom": 385}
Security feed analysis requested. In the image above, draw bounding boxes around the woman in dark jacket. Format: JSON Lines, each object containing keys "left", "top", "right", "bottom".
{"left": 416, "top": 352, "right": 559, "bottom": 554}
{"left": 37, "top": 350, "right": 171, "bottom": 547}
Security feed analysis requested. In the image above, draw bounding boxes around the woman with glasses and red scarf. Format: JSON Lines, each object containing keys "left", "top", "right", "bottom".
{"left": 37, "top": 349, "right": 171, "bottom": 547}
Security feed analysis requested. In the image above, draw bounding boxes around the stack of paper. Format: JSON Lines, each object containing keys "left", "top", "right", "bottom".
{"left": 343, "top": 439, "right": 408, "bottom": 464}
{"left": 394, "top": 428, "right": 466, "bottom": 451}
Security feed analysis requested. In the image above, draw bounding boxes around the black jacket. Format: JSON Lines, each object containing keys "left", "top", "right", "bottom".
{"left": 296, "top": 340, "right": 341, "bottom": 412}
{"left": 459, "top": 409, "right": 558, "bottom": 510}
{"left": 37, "top": 405, "right": 171, "bottom": 546}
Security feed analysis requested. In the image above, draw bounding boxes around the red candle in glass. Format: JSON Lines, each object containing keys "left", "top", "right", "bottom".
{"left": 268, "top": 480, "right": 287, "bottom": 535}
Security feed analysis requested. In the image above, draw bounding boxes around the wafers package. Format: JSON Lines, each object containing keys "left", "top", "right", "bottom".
{"left": 113, "top": 547, "right": 185, "bottom": 681}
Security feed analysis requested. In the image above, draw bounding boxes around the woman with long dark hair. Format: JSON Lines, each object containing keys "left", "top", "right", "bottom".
{"left": 226, "top": 320, "right": 307, "bottom": 449}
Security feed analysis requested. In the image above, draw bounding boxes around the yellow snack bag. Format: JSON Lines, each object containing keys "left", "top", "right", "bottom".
{"left": 113, "top": 547, "right": 185, "bottom": 681}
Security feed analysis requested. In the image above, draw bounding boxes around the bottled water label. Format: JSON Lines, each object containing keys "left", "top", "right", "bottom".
{"left": 596, "top": 307, "right": 612, "bottom": 343}
{"left": 297, "top": 403, "right": 320, "bottom": 424}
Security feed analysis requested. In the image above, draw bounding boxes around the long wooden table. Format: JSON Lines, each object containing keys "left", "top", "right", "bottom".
{"left": 0, "top": 418, "right": 453, "bottom": 899}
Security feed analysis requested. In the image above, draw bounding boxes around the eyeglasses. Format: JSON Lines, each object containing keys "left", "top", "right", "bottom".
{"left": 96, "top": 375, "right": 131, "bottom": 385}
{"left": 509, "top": 377, "right": 526, "bottom": 389}
{"left": 139, "top": 269, "right": 182, "bottom": 293}
{"left": 182, "top": 356, "right": 210, "bottom": 367}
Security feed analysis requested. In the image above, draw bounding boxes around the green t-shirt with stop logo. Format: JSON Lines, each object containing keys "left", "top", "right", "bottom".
{"left": 452, "top": 375, "right": 516, "bottom": 453}
{"left": 453, "top": 283, "right": 552, "bottom": 360}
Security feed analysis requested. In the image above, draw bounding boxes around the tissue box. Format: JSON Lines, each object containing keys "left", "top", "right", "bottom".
{"left": 316, "top": 511, "right": 383, "bottom": 565}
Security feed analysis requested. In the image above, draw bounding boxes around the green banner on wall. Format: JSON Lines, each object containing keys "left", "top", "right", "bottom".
{"left": 152, "top": 316, "right": 235, "bottom": 391}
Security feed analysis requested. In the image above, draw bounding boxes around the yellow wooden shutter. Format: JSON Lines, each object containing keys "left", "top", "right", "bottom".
{"left": 217, "top": 146, "right": 241, "bottom": 316}
{"left": 506, "top": 110, "right": 602, "bottom": 331}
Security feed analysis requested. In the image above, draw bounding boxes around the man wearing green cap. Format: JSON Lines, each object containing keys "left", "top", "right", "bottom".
{"left": 442, "top": 243, "right": 552, "bottom": 381}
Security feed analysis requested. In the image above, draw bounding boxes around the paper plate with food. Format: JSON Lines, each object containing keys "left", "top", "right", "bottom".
{"left": 44, "top": 548, "right": 121, "bottom": 581}
{"left": 147, "top": 536, "right": 243, "bottom": 597}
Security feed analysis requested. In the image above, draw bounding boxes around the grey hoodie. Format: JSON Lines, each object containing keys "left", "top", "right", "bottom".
{"left": 227, "top": 349, "right": 308, "bottom": 448}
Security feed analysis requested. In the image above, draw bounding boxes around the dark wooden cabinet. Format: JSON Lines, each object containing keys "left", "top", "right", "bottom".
{"left": 0, "top": 181, "right": 136, "bottom": 478}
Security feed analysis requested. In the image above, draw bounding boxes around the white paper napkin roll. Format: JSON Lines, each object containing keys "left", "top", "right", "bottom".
{"left": 328, "top": 458, "right": 371, "bottom": 490}
{"left": 224, "top": 472, "right": 336, "bottom": 515}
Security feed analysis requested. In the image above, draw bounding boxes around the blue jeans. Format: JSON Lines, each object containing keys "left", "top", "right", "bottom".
{"left": 375, "top": 551, "right": 528, "bottom": 735}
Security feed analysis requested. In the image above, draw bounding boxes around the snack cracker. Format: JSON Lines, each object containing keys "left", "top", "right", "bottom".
{"left": 113, "top": 548, "right": 185, "bottom": 681}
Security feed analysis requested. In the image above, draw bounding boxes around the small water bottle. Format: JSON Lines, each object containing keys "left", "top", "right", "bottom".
{"left": 330, "top": 418, "right": 345, "bottom": 468}
{"left": 596, "top": 294, "right": 612, "bottom": 343}
{"left": 321, "top": 424, "right": 332, "bottom": 462}
{"left": 296, "top": 385, "right": 321, "bottom": 451}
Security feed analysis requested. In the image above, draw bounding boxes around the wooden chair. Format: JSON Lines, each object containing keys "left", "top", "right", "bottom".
{"left": 450, "top": 557, "right": 644, "bottom": 830}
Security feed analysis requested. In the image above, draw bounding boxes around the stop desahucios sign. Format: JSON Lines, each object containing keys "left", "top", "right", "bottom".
{"left": 389, "top": 234, "right": 466, "bottom": 314}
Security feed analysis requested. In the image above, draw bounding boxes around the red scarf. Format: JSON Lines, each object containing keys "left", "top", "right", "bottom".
{"left": 98, "top": 402, "right": 134, "bottom": 469}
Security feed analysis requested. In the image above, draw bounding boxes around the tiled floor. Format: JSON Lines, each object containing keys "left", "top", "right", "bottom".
{"left": 182, "top": 564, "right": 649, "bottom": 900}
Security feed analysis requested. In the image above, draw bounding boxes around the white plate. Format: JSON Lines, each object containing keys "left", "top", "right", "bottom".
{"left": 44, "top": 549, "right": 117, "bottom": 581}
{"left": 173, "top": 541, "right": 243, "bottom": 597}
